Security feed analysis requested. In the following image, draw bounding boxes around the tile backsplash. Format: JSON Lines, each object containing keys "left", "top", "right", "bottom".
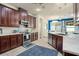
{"left": 0, "top": 27, "right": 19, "bottom": 34}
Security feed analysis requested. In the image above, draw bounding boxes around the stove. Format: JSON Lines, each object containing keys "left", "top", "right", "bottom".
{"left": 23, "top": 32, "right": 31, "bottom": 47}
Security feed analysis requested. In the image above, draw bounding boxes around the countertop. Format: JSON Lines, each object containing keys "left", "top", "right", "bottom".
{"left": 0, "top": 33, "right": 23, "bottom": 36}
{"left": 63, "top": 33, "right": 79, "bottom": 55}
{"left": 48, "top": 32, "right": 66, "bottom": 36}
{"left": 48, "top": 32, "right": 79, "bottom": 55}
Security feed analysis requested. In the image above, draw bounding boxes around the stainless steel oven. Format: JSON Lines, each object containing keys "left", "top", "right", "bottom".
{"left": 23, "top": 32, "right": 31, "bottom": 47}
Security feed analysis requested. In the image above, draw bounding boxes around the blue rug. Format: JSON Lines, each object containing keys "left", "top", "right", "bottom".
{"left": 17, "top": 45, "right": 58, "bottom": 56}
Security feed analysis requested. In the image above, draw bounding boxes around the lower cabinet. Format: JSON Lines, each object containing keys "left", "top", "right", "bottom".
{"left": 56, "top": 36, "right": 63, "bottom": 53}
{"left": 30, "top": 32, "right": 38, "bottom": 42}
{"left": 10, "top": 35, "right": 17, "bottom": 49}
{"left": 48, "top": 34, "right": 63, "bottom": 53}
{"left": 17, "top": 34, "right": 23, "bottom": 46}
{"left": 0, "top": 36, "right": 10, "bottom": 53}
{"left": 0, "top": 34, "right": 23, "bottom": 53}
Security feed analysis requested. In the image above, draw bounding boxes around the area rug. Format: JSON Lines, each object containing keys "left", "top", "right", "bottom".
{"left": 17, "top": 45, "right": 58, "bottom": 56}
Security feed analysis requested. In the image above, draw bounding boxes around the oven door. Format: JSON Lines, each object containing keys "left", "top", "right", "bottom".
{"left": 23, "top": 34, "right": 30, "bottom": 42}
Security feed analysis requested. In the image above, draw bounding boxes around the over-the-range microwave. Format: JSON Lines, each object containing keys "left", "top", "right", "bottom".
{"left": 19, "top": 20, "right": 29, "bottom": 27}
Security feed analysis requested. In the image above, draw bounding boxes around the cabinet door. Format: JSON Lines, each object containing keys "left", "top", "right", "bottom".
{"left": 30, "top": 33, "right": 34, "bottom": 42}
{"left": 52, "top": 35, "right": 57, "bottom": 49}
{"left": 10, "top": 35, "right": 17, "bottom": 49}
{"left": 35, "top": 32, "right": 38, "bottom": 40}
{"left": 10, "top": 10, "right": 15, "bottom": 27}
{"left": 14, "top": 11, "right": 20, "bottom": 27}
{"left": 56, "top": 36, "right": 63, "bottom": 53}
{"left": 0, "top": 36, "right": 10, "bottom": 53}
{"left": 0, "top": 5, "right": 2, "bottom": 26}
{"left": 19, "top": 8, "right": 27, "bottom": 20}
{"left": 1, "top": 7, "right": 8, "bottom": 26}
{"left": 33, "top": 17, "right": 36, "bottom": 28}
{"left": 17, "top": 34, "right": 23, "bottom": 46}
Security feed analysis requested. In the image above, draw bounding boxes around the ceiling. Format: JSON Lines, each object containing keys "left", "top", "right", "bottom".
{"left": 8, "top": 3, "right": 74, "bottom": 16}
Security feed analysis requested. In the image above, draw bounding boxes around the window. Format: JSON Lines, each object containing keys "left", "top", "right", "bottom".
{"left": 65, "top": 20, "right": 75, "bottom": 32}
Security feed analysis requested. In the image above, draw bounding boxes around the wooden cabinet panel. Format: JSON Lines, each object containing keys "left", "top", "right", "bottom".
{"left": 0, "top": 34, "right": 23, "bottom": 53}
{"left": 17, "top": 34, "right": 23, "bottom": 46}
{"left": 19, "top": 8, "right": 27, "bottom": 20}
{"left": 30, "top": 32, "right": 38, "bottom": 42}
{"left": 30, "top": 33, "right": 34, "bottom": 42}
{"left": 33, "top": 17, "right": 36, "bottom": 28}
{"left": 56, "top": 36, "right": 63, "bottom": 53}
{"left": 10, "top": 35, "right": 17, "bottom": 49}
{"left": 14, "top": 11, "right": 20, "bottom": 27}
{"left": 48, "top": 34, "right": 63, "bottom": 53}
{"left": 1, "top": 7, "right": 8, "bottom": 26}
{"left": 52, "top": 35, "right": 57, "bottom": 49}
{"left": 0, "top": 4, "right": 20, "bottom": 27}
{"left": 0, "top": 36, "right": 10, "bottom": 53}
{"left": 35, "top": 32, "right": 38, "bottom": 40}
{"left": 0, "top": 5, "right": 2, "bottom": 26}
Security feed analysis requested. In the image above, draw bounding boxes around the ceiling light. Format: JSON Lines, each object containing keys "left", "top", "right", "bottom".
{"left": 35, "top": 8, "right": 41, "bottom": 11}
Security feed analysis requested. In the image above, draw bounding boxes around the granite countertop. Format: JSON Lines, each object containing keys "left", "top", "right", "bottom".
{"left": 0, "top": 33, "right": 23, "bottom": 36}
{"left": 48, "top": 32, "right": 66, "bottom": 36}
{"left": 63, "top": 34, "right": 79, "bottom": 55}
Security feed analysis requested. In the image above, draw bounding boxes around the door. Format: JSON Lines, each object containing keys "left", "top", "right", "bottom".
{"left": 0, "top": 36, "right": 10, "bottom": 53}
{"left": 10, "top": 35, "right": 17, "bottom": 49}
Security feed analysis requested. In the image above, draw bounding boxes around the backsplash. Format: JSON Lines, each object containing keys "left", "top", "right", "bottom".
{"left": 0, "top": 27, "right": 19, "bottom": 34}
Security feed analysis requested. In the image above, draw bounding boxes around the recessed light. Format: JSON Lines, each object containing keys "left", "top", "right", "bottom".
{"left": 35, "top": 8, "right": 41, "bottom": 11}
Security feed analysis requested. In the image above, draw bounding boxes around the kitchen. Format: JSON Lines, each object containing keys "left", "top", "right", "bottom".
{"left": 0, "top": 3, "right": 79, "bottom": 56}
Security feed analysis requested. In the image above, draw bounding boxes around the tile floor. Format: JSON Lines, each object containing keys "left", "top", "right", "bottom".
{"left": 0, "top": 39, "right": 62, "bottom": 56}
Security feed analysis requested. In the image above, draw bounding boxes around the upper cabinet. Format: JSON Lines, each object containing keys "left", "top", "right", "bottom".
{"left": 27, "top": 15, "right": 36, "bottom": 28}
{"left": 0, "top": 4, "right": 20, "bottom": 27}
{"left": 0, "top": 4, "right": 36, "bottom": 28}
{"left": 19, "top": 8, "right": 28, "bottom": 21}
{"left": 19, "top": 8, "right": 36, "bottom": 28}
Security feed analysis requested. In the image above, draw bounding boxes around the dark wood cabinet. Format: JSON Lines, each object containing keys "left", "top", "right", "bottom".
{"left": 0, "top": 5, "right": 2, "bottom": 26}
{"left": 10, "top": 35, "right": 17, "bottom": 49}
{"left": 17, "top": 34, "right": 23, "bottom": 46}
{"left": 26, "top": 15, "right": 36, "bottom": 28}
{"left": 19, "top": 8, "right": 27, "bottom": 21}
{"left": 52, "top": 35, "right": 57, "bottom": 49}
{"left": 56, "top": 36, "right": 63, "bottom": 53}
{"left": 30, "top": 33, "right": 34, "bottom": 42}
{"left": 0, "top": 36, "right": 10, "bottom": 53}
{"left": 48, "top": 34, "right": 63, "bottom": 53}
{"left": 0, "top": 34, "right": 23, "bottom": 53}
{"left": 30, "top": 32, "right": 38, "bottom": 42}
{"left": 1, "top": 7, "right": 8, "bottom": 26}
{"left": 33, "top": 17, "right": 36, "bottom": 28}
{"left": 0, "top": 5, "right": 36, "bottom": 28}
{"left": 0, "top": 4, "right": 20, "bottom": 27}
